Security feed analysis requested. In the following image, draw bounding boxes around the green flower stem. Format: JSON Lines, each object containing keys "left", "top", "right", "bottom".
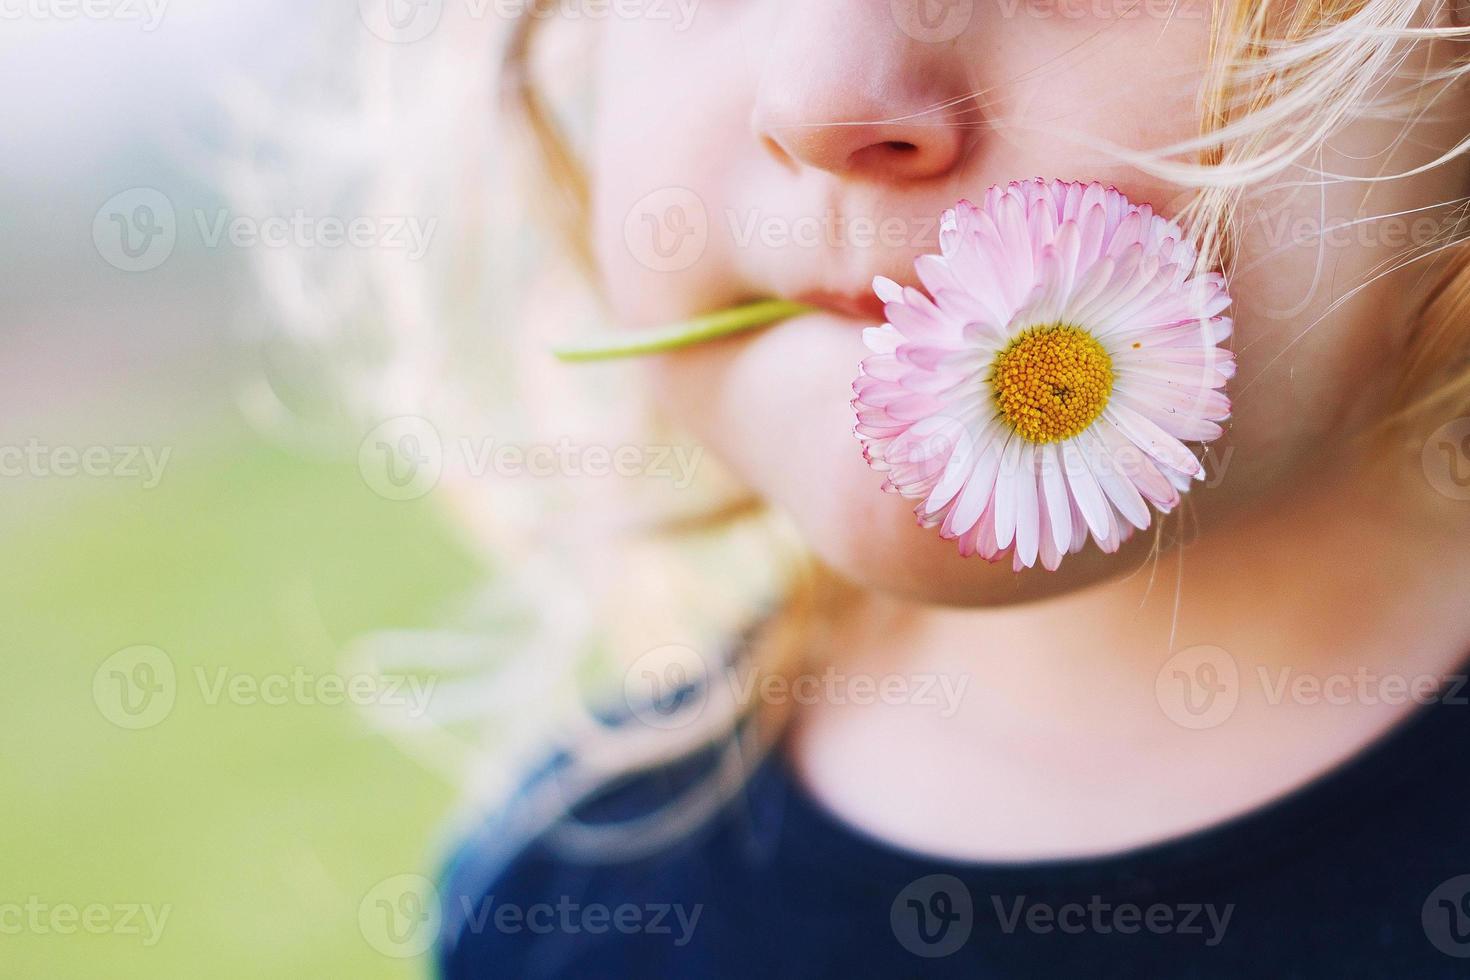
{"left": 551, "top": 299, "right": 818, "bottom": 363}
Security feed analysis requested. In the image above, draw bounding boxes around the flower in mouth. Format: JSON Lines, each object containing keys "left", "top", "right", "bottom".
{"left": 852, "top": 178, "right": 1234, "bottom": 571}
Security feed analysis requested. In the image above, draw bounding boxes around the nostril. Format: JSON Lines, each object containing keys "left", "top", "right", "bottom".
{"left": 760, "top": 133, "right": 798, "bottom": 171}
{"left": 844, "top": 137, "right": 945, "bottom": 180}
{"left": 756, "top": 111, "right": 965, "bottom": 181}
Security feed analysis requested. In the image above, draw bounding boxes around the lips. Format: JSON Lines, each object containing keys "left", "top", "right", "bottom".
{"left": 792, "top": 287, "right": 887, "bottom": 322}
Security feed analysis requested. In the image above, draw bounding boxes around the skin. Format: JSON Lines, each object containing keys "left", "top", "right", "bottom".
{"left": 587, "top": 2, "right": 1470, "bottom": 857}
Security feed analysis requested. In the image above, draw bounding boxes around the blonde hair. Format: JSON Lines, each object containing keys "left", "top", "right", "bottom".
{"left": 227, "top": 0, "right": 1470, "bottom": 854}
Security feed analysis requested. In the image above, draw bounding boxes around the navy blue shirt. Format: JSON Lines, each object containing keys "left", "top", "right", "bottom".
{"left": 437, "top": 689, "right": 1470, "bottom": 978}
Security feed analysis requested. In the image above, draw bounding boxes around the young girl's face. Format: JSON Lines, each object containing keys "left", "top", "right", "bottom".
{"left": 589, "top": 2, "right": 1466, "bottom": 605}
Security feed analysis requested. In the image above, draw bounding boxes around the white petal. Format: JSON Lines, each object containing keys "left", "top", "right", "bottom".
{"left": 923, "top": 420, "right": 995, "bottom": 516}
{"left": 1014, "top": 444, "right": 1040, "bottom": 568}
{"left": 946, "top": 435, "right": 1004, "bottom": 536}
{"left": 863, "top": 327, "right": 901, "bottom": 355}
{"left": 1104, "top": 402, "right": 1203, "bottom": 478}
{"left": 993, "top": 435, "right": 1023, "bottom": 550}
{"left": 1062, "top": 439, "right": 1113, "bottom": 542}
{"left": 1039, "top": 443, "right": 1073, "bottom": 556}
{"left": 873, "top": 276, "right": 904, "bottom": 304}
{"left": 1079, "top": 428, "right": 1151, "bottom": 531}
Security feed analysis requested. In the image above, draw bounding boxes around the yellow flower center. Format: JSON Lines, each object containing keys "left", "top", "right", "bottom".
{"left": 990, "top": 325, "right": 1114, "bottom": 444}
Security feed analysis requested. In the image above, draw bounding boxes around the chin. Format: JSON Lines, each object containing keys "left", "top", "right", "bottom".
{"left": 789, "top": 473, "right": 1150, "bottom": 607}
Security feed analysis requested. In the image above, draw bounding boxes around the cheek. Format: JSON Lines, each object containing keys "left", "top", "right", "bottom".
{"left": 589, "top": 22, "right": 760, "bottom": 327}
{"left": 646, "top": 316, "right": 944, "bottom": 592}
{"left": 1221, "top": 167, "right": 1448, "bottom": 481}
{"left": 647, "top": 314, "right": 870, "bottom": 499}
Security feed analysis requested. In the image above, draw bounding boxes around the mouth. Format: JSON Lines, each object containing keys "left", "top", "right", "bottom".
{"left": 793, "top": 287, "right": 888, "bottom": 322}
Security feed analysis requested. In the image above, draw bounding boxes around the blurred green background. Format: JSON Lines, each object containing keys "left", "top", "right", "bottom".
{"left": 0, "top": 418, "right": 482, "bottom": 978}
{"left": 1, "top": 7, "right": 491, "bottom": 976}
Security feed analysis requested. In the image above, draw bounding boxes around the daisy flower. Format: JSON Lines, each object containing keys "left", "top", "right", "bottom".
{"left": 852, "top": 178, "right": 1234, "bottom": 571}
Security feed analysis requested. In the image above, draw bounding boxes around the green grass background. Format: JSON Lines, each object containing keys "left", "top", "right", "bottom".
{"left": 1, "top": 425, "right": 484, "bottom": 978}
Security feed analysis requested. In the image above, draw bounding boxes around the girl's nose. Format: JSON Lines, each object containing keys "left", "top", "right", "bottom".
{"left": 751, "top": 8, "right": 972, "bottom": 183}
{"left": 759, "top": 118, "right": 969, "bottom": 182}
